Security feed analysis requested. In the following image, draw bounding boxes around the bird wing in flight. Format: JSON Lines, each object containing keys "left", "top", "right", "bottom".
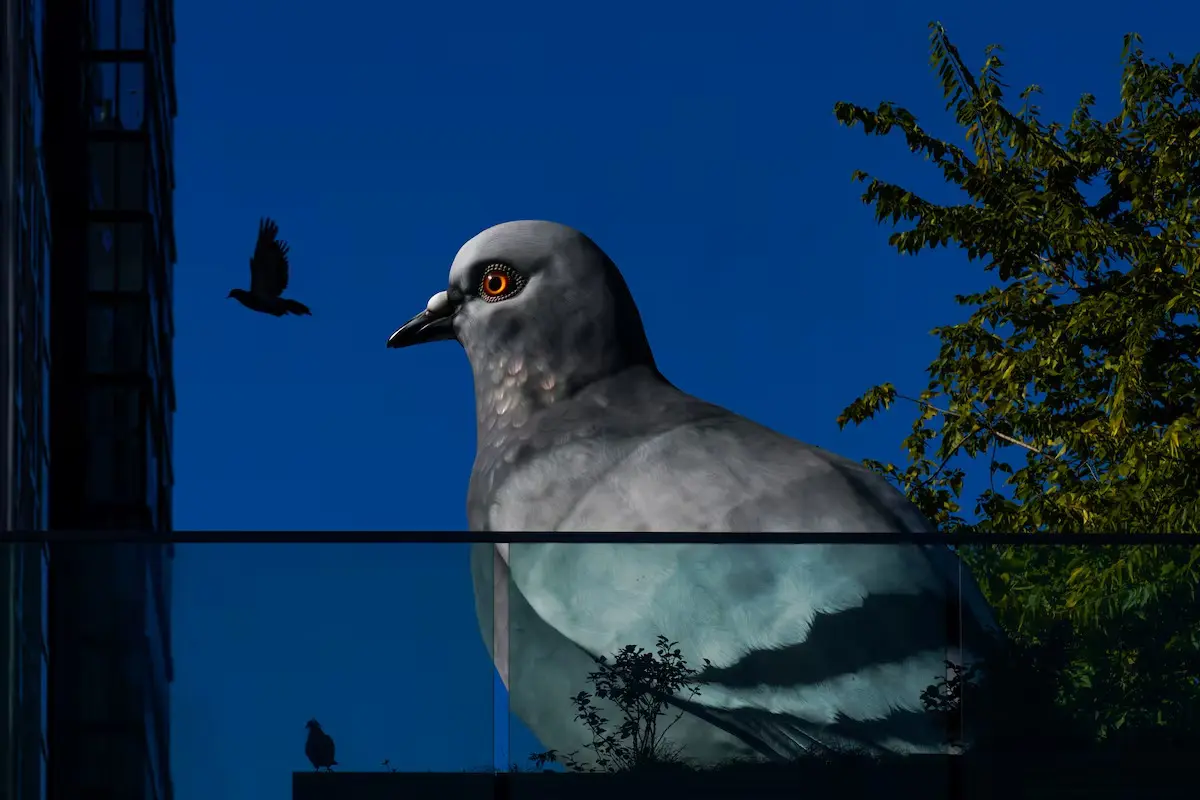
{"left": 250, "top": 217, "right": 291, "bottom": 297}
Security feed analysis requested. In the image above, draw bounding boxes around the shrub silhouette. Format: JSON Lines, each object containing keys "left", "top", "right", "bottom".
{"left": 530, "top": 635, "right": 710, "bottom": 772}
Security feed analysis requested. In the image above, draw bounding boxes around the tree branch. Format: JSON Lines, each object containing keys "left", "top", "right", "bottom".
{"left": 896, "top": 393, "right": 1101, "bottom": 482}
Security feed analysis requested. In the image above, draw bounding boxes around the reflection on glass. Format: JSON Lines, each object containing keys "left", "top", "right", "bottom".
{"left": 92, "top": 62, "right": 118, "bottom": 128}
{"left": 502, "top": 543, "right": 1001, "bottom": 770}
{"left": 172, "top": 544, "right": 498, "bottom": 775}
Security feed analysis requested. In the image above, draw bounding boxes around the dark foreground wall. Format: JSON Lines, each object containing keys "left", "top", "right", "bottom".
{"left": 291, "top": 753, "right": 1194, "bottom": 800}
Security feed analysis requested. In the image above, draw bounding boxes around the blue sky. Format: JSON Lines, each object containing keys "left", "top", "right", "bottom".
{"left": 166, "top": 1, "right": 1192, "bottom": 799}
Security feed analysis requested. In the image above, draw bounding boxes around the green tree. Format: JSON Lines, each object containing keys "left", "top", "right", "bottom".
{"left": 833, "top": 23, "right": 1200, "bottom": 745}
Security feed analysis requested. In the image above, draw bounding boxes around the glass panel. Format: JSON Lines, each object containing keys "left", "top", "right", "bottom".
{"left": 118, "top": 0, "right": 146, "bottom": 50}
{"left": 86, "top": 305, "right": 115, "bottom": 372}
{"left": 117, "top": 222, "right": 145, "bottom": 291}
{"left": 87, "top": 385, "right": 113, "bottom": 434}
{"left": 114, "top": 301, "right": 145, "bottom": 372}
{"left": 87, "top": 436, "right": 115, "bottom": 501}
{"left": 41, "top": 548, "right": 49, "bottom": 654}
{"left": 88, "top": 140, "right": 117, "bottom": 209}
{"left": 79, "top": 649, "right": 114, "bottom": 724}
{"left": 41, "top": 249, "right": 51, "bottom": 361}
{"left": 113, "top": 432, "right": 140, "bottom": 505}
{"left": 91, "top": 0, "right": 117, "bottom": 49}
{"left": 145, "top": 413, "right": 158, "bottom": 524}
{"left": 33, "top": 0, "right": 43, "bottom": 64}
{"left": 90, "top": 62, "right": 118, "bottom": 128}
{"left": 88, "top": 221, "right": 116, "bottom": 291}
{"left": 113, "top": 390, "right": 143, "bottom": 505}
{"left": 117, "top": 141, "right": 144, "bottom": 211}
{"left": 117, "top": 62, "right": 144, "bottom": 130}
{"left": 39, "top": 657, "right": 47, "bottom": 800}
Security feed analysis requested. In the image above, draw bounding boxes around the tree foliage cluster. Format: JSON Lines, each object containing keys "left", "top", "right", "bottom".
{"left": 835, "top": 23, "right": 1200, "bottom": 745}
{"left": 517, "top": 26, "right": 1200, "bottom": 777}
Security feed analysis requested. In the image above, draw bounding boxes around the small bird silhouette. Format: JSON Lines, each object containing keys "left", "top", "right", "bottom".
{"left": 228, "top": 218, "right": 313, "bottom": 316}
{"left": 305, "top": 719, "right": 337, "bottom": 772}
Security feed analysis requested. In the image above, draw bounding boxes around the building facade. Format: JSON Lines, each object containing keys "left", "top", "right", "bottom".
{"left": 0, "top": 0, "right": 51, "bottom": 799}
{"left": 42, "top": 0, "right": 176, "bottom": 798}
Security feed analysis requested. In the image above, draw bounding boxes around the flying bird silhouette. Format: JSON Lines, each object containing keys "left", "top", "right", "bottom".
{"left": 304, "top": 719, "right": 337, "bottom": 771}
{"left": 228, "top": 217, "right": 313, "bottom": 316}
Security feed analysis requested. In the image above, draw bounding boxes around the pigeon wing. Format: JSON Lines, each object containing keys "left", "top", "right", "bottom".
{"left": 250, "top": 217, "right": 290, "bottom": 297}
{"left": 499, "top": 539, "right": 1000, "bottom": 762}
{"left": 479, "top": 414, "right": 1001, "bottom": 761}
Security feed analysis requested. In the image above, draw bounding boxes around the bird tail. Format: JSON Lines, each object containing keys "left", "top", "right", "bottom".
{"left": 283, "top": 298, "right": 312, "bottom": 316}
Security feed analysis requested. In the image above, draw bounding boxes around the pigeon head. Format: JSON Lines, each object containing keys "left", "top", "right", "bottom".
{"left": 388, "top": 221, "right": 657, "bottom": 426}
{"left": 227, "top": 289, "right": 246, "bottom": 300}
{"left": 306, "top": 719, "right": 320, "bottom": 730}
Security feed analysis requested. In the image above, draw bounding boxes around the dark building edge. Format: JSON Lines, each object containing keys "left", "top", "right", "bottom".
{"left": 1, "top": 0, "right": 52, "bottom": 798}
{"left": 43, "top": 1, "right": 177, "bottom": 799}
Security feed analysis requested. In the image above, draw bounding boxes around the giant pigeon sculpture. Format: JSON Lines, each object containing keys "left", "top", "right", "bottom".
{"left": 229, "top": 217, "right": 312, "bottom": 316}
{"left": 386, "top": 220, "right": 1001, "bottom": 767}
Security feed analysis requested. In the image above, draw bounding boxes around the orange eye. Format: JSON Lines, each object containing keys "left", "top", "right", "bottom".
{"left": 479, "top": 266, "right": 525, "bottom": 301}
{"left": 482, "top": 271, "right": 509, "bottom": 296}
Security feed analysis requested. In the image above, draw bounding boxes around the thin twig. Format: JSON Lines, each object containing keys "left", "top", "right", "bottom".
{"left": 921, "top": 432, "right": 972, "bottom": 489}
{"left": 896, "top": 392, "right": 1101, "bottom": 482}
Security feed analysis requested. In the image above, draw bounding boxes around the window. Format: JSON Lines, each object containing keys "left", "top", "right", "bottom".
{"left": 31, "top": 84, "right": 43, "bottom": 168}
{"left": 86, "top": 305, "right": 115, "bottom": 373}
{"left": 86, "top": 386, "right": 142, "bottom": 505}
{"left": 147, "top": 131, "right": 162, "bottom": 221}
{"left": 88, "top": 140, "right": 116, "bottom": 209}
{"left": 91, "top": 0, "right": 118, "bottom": 50}
{"left": 118, "top": 62, "right": 144, "bottom": 130}
{"left": 32, "top": 0, "right": 43, "bottom": 65}
{"left": 145, "top": 412, "right": 158, "bottom": 525}
{"left": 90, "top": 62, "right": 118, "bottom": 129}
{"left": 79, "top": 650, "right": 115, "bottom": 724}
{"left": 87, "top": 435, "right": 115, "bottom": 502}
{"left": 40, "top": 244, "right": 50, "bottom": 339}
{"left": 117, "top": 140, "right": 144, "bottom": 211}
{"left": 117, "top": 222, "right": 145, "bottom": 291}
{"left": 39, "top": 662, "right": 47, "bottom": 800}
{"left": 40, "top": 549, "right": 49, "bottom": 655}
{"left": 119, "top": 0, "right": 146, "bottom": 50}
{"left": 113, "top": 300, "right": 146, "bottom": 372}
{"left": 88, "top": 221, "right": 116, "bottom": 290}
{"left": 113, "top": 390, "right": 143, "bottom": 505}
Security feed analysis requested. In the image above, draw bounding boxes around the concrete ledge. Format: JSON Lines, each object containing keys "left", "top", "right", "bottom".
{"left": 291, "top": 754, "right": 1194, "bottom": 800}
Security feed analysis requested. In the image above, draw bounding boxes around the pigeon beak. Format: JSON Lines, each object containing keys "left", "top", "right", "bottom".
{"left": 387, "top": 289, "right": 460, "bottom": 349}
